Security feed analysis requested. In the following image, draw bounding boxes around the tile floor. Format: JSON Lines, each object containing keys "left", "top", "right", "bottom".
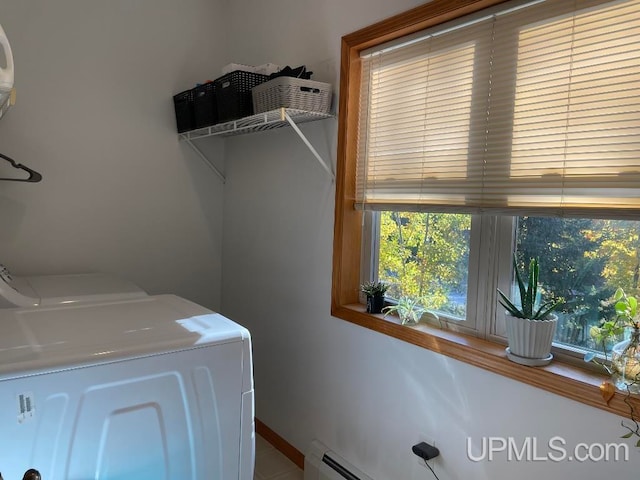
{"left": 254, "top": 434, "right": 304, "bottom": 480}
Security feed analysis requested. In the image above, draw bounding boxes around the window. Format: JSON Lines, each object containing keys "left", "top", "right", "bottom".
{"left": 377, "top": 212, "right": 473, "bottom": 320}
{"left": 332, "top": 0, "right": 640, "bottom": 418}
{"left": 354, "top": 0, "right": 640, "bottom": 355}
{"left": 372, "top": 212, "right": 640, "bottom": 354}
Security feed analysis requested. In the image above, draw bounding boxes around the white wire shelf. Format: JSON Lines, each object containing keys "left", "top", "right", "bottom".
{"left": 178, "top": 108, "right": 333, "bottom": 141}
{"left": 178, "top": 107, "right": 335, "bottom": 183}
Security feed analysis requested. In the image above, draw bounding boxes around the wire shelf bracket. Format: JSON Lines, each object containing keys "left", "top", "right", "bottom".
{"left": 183, "top": 138, "right": 226, "bottom": 183}
{"left": 281, "top": 109, "right": 334, "bottom": 181}
{"left": 179, "top": 107, "right": 334, "bottom": 183}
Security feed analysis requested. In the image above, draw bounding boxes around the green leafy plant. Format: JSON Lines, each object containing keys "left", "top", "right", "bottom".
{"left": 382, "top": 296, "right": 424, "bottom": 325}
{"left": 360, "top": 281, "right": 390, "bottom": 297}
{"left": 585, "top": 288, "right": 640, "bottom": 447}
{"left": 585, "top": 288, "right": 639, "bottom": 369}
{"left": 589, "top": 288, "right": 640, "bottom": 347}
{"left": 497, "top": 256, "right": 560, "bottom": 320}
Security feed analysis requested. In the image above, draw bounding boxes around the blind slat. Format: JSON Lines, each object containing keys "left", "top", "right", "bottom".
{"left": 356, "top": 0, "right": 640, "bottom": 218}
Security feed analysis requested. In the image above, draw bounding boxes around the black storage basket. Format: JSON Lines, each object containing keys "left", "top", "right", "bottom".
{"left": 193, "top": 82, "right": 218, "bottom": 129}
{"left": 214, "top": 71, "right": 269, "bottom": 122}
{"left": 173, "top": 89, "right": 194, "bottom": 133}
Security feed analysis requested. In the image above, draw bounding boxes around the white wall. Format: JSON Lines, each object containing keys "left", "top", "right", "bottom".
{"left": 1, "top": 1, "right": 637, "bottom": 478}
{"left": 0, "top": 0, "right": 227, "bottom": 309}
{"left": 220, "top": 1, "right": 640, "bottom": 479}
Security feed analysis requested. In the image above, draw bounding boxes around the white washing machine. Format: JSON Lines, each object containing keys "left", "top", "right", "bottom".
{"left": 0, "top": 294, "right": 255, "bottom": 480}
{"left": 0, "top": 264, "right": 147, "bottom": 308}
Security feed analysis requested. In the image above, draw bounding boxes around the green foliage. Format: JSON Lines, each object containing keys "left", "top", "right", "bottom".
{"left": 594, "top": 221, "right": 640, "bottom": 296}
{"left": 589, "top": 288, "right": 640, "bottom": 350}
{"left": 518, "top": 218, "right": 606, "bottom": 304}
{"left": 382, "top": 296, "right": 425, "bottom": 325}
{"left": 497, "top": 256, "right": 561, "bottom": 320}
{"left": 378, "top": 212, "right": 470, "bottom": 315}
{"left": 377, "top": 213, "right": 640, "bottom": 344}
{"left": 517, "top": 217, "right": 640, "bottom": 348}
{"left": 585, "top": 288, "right": 640, "bottom": 446}
{"left": 360, "top": 281, "right": 389, "bottom": 297}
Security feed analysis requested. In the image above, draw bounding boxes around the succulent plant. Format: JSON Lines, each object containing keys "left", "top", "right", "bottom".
{"left": 360, "top": 280, "right": 389, "bottom": 297}
{"left": 497, "top": 256, "right": 560, "bottom": 320}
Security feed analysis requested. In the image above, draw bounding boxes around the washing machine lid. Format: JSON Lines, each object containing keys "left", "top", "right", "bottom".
{"left": 11, "top": 272, "right": 148, "bottom": 306}
{"left": 0, "top": 294, "right": 249, "bottom": 379}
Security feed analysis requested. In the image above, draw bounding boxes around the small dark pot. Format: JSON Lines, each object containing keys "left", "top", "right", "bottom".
{"left": 367, "top": 294, "right": 385, "bottom": 314}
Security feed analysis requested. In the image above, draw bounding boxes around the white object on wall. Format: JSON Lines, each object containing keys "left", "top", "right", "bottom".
{"left": 0, "top": 22, "right": 14, "bottom": 91}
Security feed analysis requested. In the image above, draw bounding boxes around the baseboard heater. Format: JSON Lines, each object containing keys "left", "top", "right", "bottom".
{"left": 304, "top": 440, "right": 374, "bottom": 480}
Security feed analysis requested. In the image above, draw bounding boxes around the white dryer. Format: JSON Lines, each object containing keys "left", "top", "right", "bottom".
{"left": 0, "top": 264, "right": 147, "bottom": 308}
{"left": 0, "top": 294, "right": 255, "bottom": 480}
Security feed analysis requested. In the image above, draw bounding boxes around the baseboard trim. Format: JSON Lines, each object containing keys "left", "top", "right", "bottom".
{"left": 255, "top": 418, "right": 305, "bottom": 470}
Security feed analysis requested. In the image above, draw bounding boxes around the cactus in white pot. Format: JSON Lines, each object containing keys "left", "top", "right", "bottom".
{"left": 497, "top": 256, "right": 561, "bottom": 366}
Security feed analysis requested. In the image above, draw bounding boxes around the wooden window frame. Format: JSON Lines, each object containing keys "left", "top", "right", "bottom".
{"left": 331, "top": 0, "right": 640, "bottom": 419}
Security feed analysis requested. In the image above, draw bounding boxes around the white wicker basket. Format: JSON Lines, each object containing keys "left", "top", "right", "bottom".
{"left": 252, "top": 77, "right": 332, "bottom": 114}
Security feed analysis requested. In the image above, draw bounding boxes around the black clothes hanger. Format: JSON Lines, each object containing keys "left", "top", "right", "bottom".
{"left": 0, "top": 152, "right": 42, "bottom": 183}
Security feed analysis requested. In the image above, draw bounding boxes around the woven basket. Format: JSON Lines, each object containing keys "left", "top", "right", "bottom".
{"left": 192, "top": 82, "right": 217, "bottom": 128}
{"left": 214, "top": 70, "right": 269, "bottom": 122}
{"left": 173, "top": 89, "right": 194, "bottom": 133}
{"left": 252, "top": 77, "right": 332, "bottom": 114}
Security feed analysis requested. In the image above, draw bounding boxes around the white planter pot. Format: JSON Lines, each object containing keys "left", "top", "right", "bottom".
{"left": 505, "top": 313, "right": 557, "bottom": 366}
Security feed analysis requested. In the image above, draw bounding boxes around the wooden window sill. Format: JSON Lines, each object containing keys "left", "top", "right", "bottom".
{"left": 332, "top": 303, "right": 639, "bottom": 419}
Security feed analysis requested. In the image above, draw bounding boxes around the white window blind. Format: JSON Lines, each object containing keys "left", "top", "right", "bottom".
{"left": 355, "top": 0, "right": 640, "bottom": 218}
